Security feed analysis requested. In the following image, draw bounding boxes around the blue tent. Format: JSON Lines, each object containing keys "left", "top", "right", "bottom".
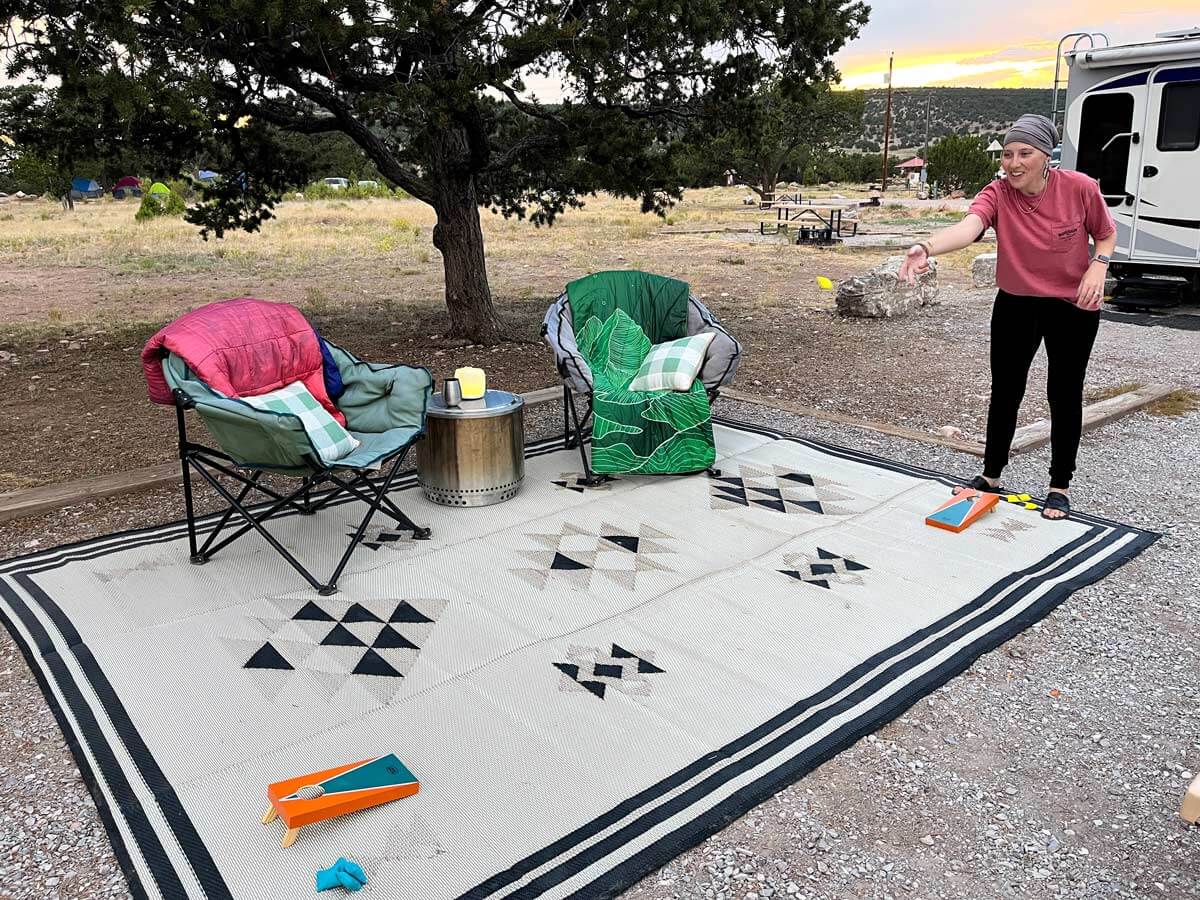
{"left": 70, "top": 177, "right": 103, "bottom": 200}
{"left": 197, "top": 169, "right": 219, "bottom": 182}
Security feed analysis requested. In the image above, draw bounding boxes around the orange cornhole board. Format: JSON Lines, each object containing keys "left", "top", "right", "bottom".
{"left": 262, "top": 754, "right": 419, "bottom": 848}
{"left": 925, "top": 489, "right": 999, "bottom": 533}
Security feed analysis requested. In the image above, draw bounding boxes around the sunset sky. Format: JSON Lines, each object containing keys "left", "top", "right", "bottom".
{"left": 836, "top": 4, "right": 1199, "bottom": 89}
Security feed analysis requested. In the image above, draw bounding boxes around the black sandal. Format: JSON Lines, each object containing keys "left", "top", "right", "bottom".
{"left": 954, "top": 475, "right": 1001, "bottom": 496}
{"left": 1041, "top": 491, "right": 1070, "bottom": 520}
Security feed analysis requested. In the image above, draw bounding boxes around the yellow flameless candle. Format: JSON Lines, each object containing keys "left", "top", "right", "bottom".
{"left": 454, "top": 367, "right": 487, "bottom": 400}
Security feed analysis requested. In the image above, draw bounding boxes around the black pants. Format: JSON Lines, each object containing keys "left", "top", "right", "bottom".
{"left": 983, "top": 290, "right": 1100, "bottom": 489}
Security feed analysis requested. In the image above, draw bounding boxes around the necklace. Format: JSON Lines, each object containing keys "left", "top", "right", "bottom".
{"left": 1014, "top": 170, "right": 1051, "bottom": 215}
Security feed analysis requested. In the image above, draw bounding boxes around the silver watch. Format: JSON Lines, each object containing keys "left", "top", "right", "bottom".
{"left": 1093, "top": 253, "right": 1111, "bottom": 266}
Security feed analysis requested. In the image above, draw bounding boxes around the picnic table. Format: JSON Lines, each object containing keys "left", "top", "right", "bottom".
{"left": 759, "top": 202, "right": 858, "bottom": 245}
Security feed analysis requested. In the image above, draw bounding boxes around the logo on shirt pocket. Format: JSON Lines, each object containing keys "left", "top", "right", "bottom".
{"left": 1051, "top": 219, "right": 1080, "bottom": 253}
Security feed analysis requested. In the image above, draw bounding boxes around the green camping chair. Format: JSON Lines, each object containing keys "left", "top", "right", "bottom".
{"left": 162, "top": 343, "right": 433, "bottom": 595}
{"left": 542, "top": 270, "right": 742, "bottom": 484}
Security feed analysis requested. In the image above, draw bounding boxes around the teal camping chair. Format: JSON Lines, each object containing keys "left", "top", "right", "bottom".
{"left": 161, "top": 341, "right": 433, "bottom": 596}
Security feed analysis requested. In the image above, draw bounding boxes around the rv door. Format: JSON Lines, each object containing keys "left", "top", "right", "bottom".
{"left": 1131, "top": 65, "right": 1200, "bottom": 263}
{"left": 1072, "top": 84, "right": 1143, "bottom": 260}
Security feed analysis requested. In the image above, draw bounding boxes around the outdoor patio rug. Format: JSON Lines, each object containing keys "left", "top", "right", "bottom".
{"left": 0, "top": 418, "right": 1156, "bottom": 900}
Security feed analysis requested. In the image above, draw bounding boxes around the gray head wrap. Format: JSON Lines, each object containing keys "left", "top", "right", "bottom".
{"left": 1004, "top": 114, "right": 1058, "bottom": 156}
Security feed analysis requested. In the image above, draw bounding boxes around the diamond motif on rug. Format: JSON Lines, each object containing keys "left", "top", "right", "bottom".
{"left": 982, "top": 517, "right": 1037, "bottom": 543}
{"left": 554, "top": 643, "right": 665, "bottom": 699}
{"left": 225, "top": 595, "right": 447, "bottom": 704}
{"left": 709, "top": 464, "right": 857, "bottom": 515}
{"left": 779, "top": 547, "right": 870, "bottom": 596}
{"left": 510, "top": 522, "right": 675, "bottom": 591}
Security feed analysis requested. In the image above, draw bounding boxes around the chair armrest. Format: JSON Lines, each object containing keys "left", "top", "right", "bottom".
{"left": 687, "top": 294, "right": 743, "bottom": 390}
{"left": 543, "top": 293, "right": 595, "bottom": 394}
{"left": 326, "top": 343, "right": 433, "bottom": 434}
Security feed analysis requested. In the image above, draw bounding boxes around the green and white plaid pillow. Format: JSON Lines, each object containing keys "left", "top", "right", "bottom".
{"left": 628, "top": 332, "right": 716, "bottom": 392}
{"left": 241, "top": 381, "right": 360, "bottom": 465}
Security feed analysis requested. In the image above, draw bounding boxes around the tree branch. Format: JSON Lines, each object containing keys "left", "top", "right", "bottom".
{"left": 272, "top": 73, "right": 434, "bottom": 203}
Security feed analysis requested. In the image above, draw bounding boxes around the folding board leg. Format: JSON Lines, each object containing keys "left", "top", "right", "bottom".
{"left": 1182, "top": 774, "right": 1200, "bottom": 824}
{"left": 261, "top": 806, "right": 278, "bottom": 825}
{"left": 282, "top": 827, "right": 301, "bottom": 848}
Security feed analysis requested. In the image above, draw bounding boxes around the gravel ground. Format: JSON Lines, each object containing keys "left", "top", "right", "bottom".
{"left": 1, "top": 310, "right": 1198, "bottom": 899}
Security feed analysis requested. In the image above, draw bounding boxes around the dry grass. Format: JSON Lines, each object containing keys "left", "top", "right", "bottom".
{"left": 0, "top": 186, "right": 981, "bottom": 336}
{"left": 1146, "top": 389, "right": 1200, "bottom": 417}
{"left": 1084, "top": 383, "right": 1199, "bottom": 418}
{"left": 1088, "top": 382, "right": 1145, "bottom": 403}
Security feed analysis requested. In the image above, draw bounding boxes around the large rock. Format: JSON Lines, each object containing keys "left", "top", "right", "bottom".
{"left": 972, "top": 252, "right": 997, "bottom": 288}
{"left": 835, "top": 256, "right": 939, "bottom": 318}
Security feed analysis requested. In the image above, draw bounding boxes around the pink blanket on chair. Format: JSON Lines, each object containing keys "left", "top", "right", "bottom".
{"left": 141, "top": 297, "right": 346, "bottom": 425}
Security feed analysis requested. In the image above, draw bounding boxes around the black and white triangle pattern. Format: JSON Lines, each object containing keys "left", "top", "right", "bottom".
{"left": 554, "top": 643, "right": 665, "bottom": 700}
{"left": 225, "top": 594, "right": 447, "bottom": 704}
{"left": 551, "top": 472, "right": 615, "bottom": 494}
{"left": 709, "top": 464, "right": 857, "bottom": 515}
{"left": 353, "top": 525, "right": 418, "bottom": 552}
{"left": 779, "top": 547, "right": 870, "bottom": 591}
{"left": 511, "top": 521, "right": 675, "bottom": 591}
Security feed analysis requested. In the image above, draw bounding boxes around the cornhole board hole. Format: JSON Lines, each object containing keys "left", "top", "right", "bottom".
{"left": 263, "top": 753, "right": 419, "bottom": 848}
{"left": 925, "top": 489, "right": 999, "bottom": 533}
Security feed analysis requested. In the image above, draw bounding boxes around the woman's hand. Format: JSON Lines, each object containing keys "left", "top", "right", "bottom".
{"left": 1075, "top": 261, "right": 1108, "bottom": 311}
{"left": 897, "top": 244, "right": 930, "bottom": 285}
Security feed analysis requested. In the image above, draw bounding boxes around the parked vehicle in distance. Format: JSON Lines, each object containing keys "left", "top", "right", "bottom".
{"left": 323, "top": 177, "right": 350, "bottom": 190}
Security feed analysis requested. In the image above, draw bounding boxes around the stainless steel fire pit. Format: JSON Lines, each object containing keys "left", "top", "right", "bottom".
{"left": 416, "top": 390, "right": 525, "bottom": 507}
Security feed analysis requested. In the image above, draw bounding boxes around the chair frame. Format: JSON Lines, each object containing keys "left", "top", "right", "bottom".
{"left": 172, "top": 389, "right": 431, "bottom": 596}
{"left": 561, "top": 386, "right": 722, "bottom": 487}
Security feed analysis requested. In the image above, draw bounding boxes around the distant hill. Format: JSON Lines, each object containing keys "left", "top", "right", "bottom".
{"left": 841, "top": 87, "right": 1055, "bottom": 152}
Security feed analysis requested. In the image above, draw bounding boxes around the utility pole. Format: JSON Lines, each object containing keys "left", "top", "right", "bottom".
{"left": 922, "top": 89, "right": 932, "bottom": 183}
{"left": 881, "top": 51, "right": 894, "bottom": 192}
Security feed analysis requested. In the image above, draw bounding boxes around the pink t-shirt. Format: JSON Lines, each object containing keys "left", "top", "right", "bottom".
{"left": 968, "top": 168, "right": 1115, "bottom": 301}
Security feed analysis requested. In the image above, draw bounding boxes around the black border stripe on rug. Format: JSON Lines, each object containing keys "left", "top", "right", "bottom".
{"left": 574, "top": 528, "right": 1158, "bottom": 900}
{"left": 0, "top": 577, "right": 187, "bottom": 899}
{"left": 460, "top": 525, "right": 1144, "bottom": 899}
{"left": 12, "top": 573, "right": 234, "bottom": 899}
{"left": 0, "top": 588, "right": 153, "bottom": 900}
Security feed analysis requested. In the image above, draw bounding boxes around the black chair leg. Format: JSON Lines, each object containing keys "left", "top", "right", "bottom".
{"left": 322, "top": 453, "right": 410, "bottom": 595}
{"left": 564, "top": 388, "right": 611, "bottom": 488}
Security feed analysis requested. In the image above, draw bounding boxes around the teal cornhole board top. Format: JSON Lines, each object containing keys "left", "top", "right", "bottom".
{"left": 287, "top": 754, "right": 416, "bottom": 799}
{"left": 928, "top": 497, "right": 975, "bottom": 528}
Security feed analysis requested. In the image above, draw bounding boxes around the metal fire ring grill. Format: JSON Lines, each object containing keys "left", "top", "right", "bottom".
{"left": 416, "top": 390, "right": 525, "bottom": 507}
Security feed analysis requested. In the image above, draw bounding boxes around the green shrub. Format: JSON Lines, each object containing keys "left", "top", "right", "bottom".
{"left": 299, "top": 179, "right": 405, "bottom": 201}
{"left": 135, "top": 188, "right": 187, "bottom": 222}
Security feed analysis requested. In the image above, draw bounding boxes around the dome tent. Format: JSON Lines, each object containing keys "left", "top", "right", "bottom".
{"left": 70, "top": 177, "right": 103, "bottom": 200}
{"left": 112, "top": 176, "right": 143, "bottom": 200}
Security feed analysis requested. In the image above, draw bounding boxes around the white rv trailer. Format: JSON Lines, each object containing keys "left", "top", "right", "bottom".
{"left": 1060, "top": 28, "right": 1200, "bottom": 304}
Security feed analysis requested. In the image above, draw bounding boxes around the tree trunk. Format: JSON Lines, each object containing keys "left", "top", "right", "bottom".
{"left": 429, "top": 128, "right": 505, "bottom": 345}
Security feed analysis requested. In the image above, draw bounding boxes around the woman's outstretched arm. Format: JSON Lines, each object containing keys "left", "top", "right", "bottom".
{"left": 897, "top": 213, "right": 988, "bottom": 284}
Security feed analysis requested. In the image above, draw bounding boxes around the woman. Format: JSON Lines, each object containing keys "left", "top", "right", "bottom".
{"left": 898, "top": 114, "right": 1116, "bottom": 520}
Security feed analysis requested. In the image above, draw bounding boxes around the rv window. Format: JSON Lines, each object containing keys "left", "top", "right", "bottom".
{"left": 1076, "top": 93, "right": 1135, "bottom": 205}
{"left": 1158, "top": 81, "right": 1200, "bottom": 152}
